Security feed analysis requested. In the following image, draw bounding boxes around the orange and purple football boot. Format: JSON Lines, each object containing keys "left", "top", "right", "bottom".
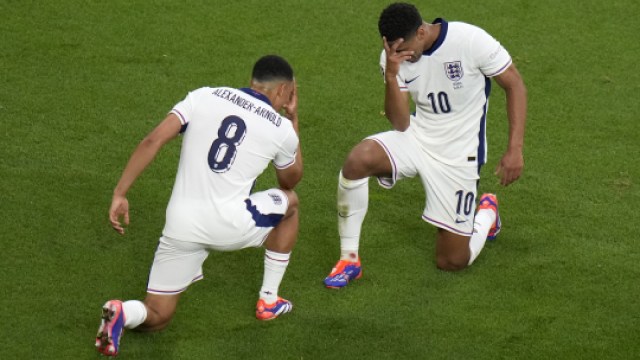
{"left": 324, "top": 258, "right": 362, "bottom": 289}
{"left": 95, "top": 300, "right": 125, "bottom": 356}
{"left": 256, "top": 297, "right": 293, "bottom": 321}
{"left": 478, "top": 193, "right": 501, "bottom": 240}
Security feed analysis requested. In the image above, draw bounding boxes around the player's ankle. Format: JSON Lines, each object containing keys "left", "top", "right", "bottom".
{"left": 340, "top": 251, "right": 359, "bottom": 262}
{"left": 259, "top": 291, "right": 278, "bottom": 304}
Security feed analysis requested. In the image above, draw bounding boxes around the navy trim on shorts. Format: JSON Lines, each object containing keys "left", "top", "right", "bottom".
{"left": 244, "top": 199, "right": 284, "bottom": 227}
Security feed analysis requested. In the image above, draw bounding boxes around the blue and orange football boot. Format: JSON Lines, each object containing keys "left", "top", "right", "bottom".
{"left": 256, "top": 297, "right": 293, "bottom": 321}
{"left": 95, "top": 300, "right": 125, "bottom": 356}
{"left": 324, "top": 258, "right": 362, "bottom": 289}
{"left": 478, "top": 193, "right": 501, "bottom": 240}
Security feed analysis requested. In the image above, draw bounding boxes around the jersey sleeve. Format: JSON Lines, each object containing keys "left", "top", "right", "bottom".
{"left": 169, "top": 87, "right": 210, "bottom": 126}
{"left": 470, "top": 28, "right": 512, "bottom": 77}
{"left": 273, "top": 125, "right": 299, "bottom": 169}
{"left": 379, "top": 50, "right": 408, "bottom": 92}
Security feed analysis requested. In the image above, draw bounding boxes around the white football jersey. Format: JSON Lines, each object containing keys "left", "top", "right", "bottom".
{"left": 162, "top": 87, "right": 298, "bottom": 245}
{"left": 380, "top": 19, "right": 512, "bottom": 166}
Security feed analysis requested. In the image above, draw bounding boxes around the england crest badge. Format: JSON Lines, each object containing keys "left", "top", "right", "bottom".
{"left": 444, "top": 61, "right": 463, "bottom": 81}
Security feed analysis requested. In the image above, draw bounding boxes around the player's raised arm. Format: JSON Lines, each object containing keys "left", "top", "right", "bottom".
{"left": 109, "top": 113, "right": 183, "bottom": 234}
{"left": 382, "top": 37, "right": 412, "bottom": 131}
{"left": 493, "top": 64, "right": 527, "bottom": 186}
{"left": 276, "top": 80, "right": 303, "bottom": 190}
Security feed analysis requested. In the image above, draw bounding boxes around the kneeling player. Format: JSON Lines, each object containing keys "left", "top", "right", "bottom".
{"left": 96, "top": 55, "right": 303, "bottom": 356}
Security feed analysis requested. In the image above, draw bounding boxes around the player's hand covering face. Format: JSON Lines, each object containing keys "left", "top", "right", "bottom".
{"left": 382, "top": 37, "right": 415, "bottom": 76}
{"left": 283, "top": 80, "right": 298, "bottom": 120}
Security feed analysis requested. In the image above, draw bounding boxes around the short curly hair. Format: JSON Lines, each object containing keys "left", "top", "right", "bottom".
{"left": 252, "top": 55, "right": 294, "bottom": 83}
{"left": 378, "top": 3, "right": 423, "bottom": 42}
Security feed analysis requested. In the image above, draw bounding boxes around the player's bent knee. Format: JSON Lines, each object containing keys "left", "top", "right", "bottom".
{"left": 436, "top": 255, "right": 468, "bottom": 272}
{"left": 281, "top": 190, "right": 299, "bottom": 220}
{"left": 282, "top": 189, "right": 299, "bottom": 209}
{"left": 342, "top": 140, "right": 385, "bottom": 179}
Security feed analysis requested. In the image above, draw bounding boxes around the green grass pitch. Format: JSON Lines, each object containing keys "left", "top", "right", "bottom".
{"left": 1, "top": 0, "right": 638, "bottom": 358}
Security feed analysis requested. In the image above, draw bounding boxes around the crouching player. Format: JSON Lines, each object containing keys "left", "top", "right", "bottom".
{"left": 96, "top": 55, "right": 303, "bottom": 356}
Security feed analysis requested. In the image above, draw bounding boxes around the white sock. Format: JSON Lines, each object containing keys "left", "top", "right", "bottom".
{"left": 337, "top": 171, "right": 369, "bottom": 261}
{"left": 260, "top": 250, "right": 290, "bottom": 303}
{"left": 122, "top": 300, "right": 147, "bottom": 329}
{"left": 468, "top": 208, "right": 497, "bottom": 265}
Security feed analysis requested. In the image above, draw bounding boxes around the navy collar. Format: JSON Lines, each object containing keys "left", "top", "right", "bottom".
{"left": 239, "top": 87, "right": 272, "bottom": 106}
{"left": 422, "top": 18, "right": 448, "bottom": 56}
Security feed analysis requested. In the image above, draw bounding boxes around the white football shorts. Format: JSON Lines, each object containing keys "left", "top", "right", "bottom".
{"left": 147, "top": 188, "right": 289, "bottom": 295}
{"left": 367, "top": 126, "right": 480, "bottom": 236}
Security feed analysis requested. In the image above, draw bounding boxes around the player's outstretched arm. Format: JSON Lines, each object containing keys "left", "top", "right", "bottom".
{"left": 494, "top": 64, "right": 527, "bottom": 186}
{"left": 109, "top": 113, "right": 182, "bottom": 234}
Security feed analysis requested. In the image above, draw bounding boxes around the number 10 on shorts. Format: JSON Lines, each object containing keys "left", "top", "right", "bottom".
{"left": 455, "top": 190, "right": 474, "bottom": 216}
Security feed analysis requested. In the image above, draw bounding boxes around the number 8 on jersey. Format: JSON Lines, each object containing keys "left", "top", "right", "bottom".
{"left": 208, "top": 116, "right": 247, "bottom": 173}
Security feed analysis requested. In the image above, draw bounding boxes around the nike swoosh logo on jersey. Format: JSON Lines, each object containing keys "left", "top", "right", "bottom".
{"left": 404, "top": 75, "right": 420, "bottom": 84}
{"left": 455, "top": 219, "right": 467, "bottom": 224}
